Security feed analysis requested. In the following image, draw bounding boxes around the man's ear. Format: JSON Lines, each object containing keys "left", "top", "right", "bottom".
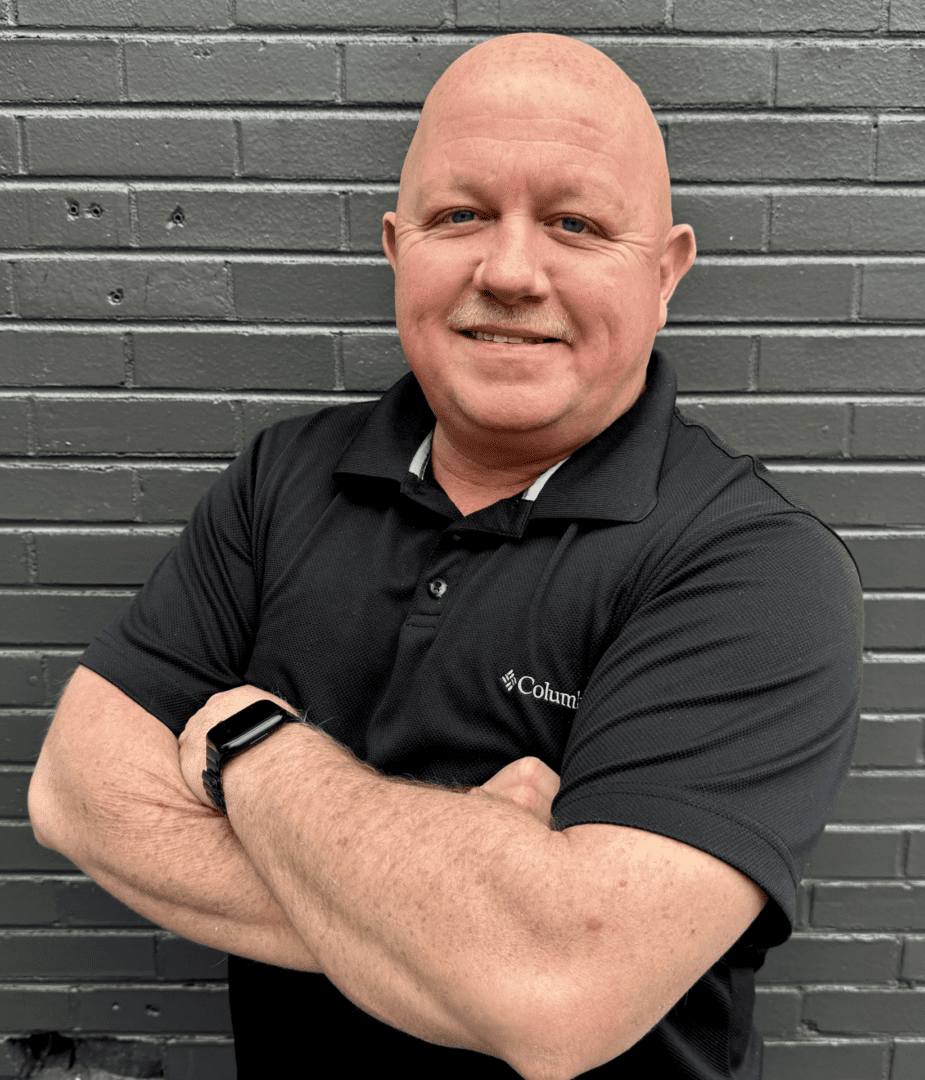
{"left": 382, "top": 211, "right": 398, "bottom": 271}
{"left": 657, "top": 223, "right": 696, "bottom": 330}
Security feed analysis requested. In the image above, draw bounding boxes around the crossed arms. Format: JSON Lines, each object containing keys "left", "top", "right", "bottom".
{"left": 28, "top": 665, "right": 766, "bottom": 1080}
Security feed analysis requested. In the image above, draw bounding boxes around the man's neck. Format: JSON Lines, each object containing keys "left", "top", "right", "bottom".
{"left": 429, "top": 425, "right": 571, "bottom": 517}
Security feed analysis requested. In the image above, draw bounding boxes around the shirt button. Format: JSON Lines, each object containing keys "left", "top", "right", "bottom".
{"left": 428, "top": 578, "right": 448, "bottom": 598}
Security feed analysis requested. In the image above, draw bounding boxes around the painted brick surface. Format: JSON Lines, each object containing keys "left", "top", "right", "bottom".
{"left": 125, "top": 40, "right": 339, "bottom": 104}
{"left": 0, "top": 330, "right": 124, "bottom": 386}
{"left": 135, "top": 189, "right": 342, "bottom": 250}
{"left": 26, "top": 117, "right": 237, "bottom": 177}
{"left": 0, "top": 187, "right": 132, "bottom": 248}
{"left": 0, "top": 39, "right": 120, "bottom": 103}
{"left": 3, "top": 7, "right": 923, "bottom": 1074}
{"left": 15, "top": 0, "right": 231, "bottom": 27}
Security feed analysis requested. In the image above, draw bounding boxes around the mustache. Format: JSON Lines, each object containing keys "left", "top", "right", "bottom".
{"left": 447, "top": 295, "right": 574, "bottom": 344}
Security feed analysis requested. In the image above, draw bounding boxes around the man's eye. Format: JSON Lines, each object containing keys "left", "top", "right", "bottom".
{"left": 448, "top": 210, "right": 476, "bottom": 223}
{"left": 560, "top": 217, "right": 587, "bottom": 233}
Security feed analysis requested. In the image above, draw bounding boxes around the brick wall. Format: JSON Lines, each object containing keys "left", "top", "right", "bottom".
{"left": 1, "top": 3, "right": 923, "bottom": 1078}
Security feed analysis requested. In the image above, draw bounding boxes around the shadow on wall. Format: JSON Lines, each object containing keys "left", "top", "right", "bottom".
{"left": 1, "top": 1033, "right": 161, "bottom": 1078}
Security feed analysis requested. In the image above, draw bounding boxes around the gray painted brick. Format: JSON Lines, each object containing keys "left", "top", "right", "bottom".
{"left": 125, "top": 40, "right": 337, "bottom": 103}
{"left": 136, "top": 189, "right": 341, "bottom": 250}
{"left": 654, "top": 334, "right": 752, "bottom": 391}
{"left": 0, "top": 931, "right": 155, "bottom": 978}
{"left": 852, "top": 717, "right": 924, "bottom": 767}
{"left": 57, "top": 876, "right": 156, "bottom": 927}
{"left": 136, "top": 466, "right": 225, "bottom": 523}
{"left": 668, "top": 119, "right": 872, "bottom": 182}
{"left": 157, "top": 935, "right": 227, "bottom": 980}
{"left": 342, "top": 332, "right": 409, "bottom": 391}
{"left": 163, "top": 1042, "right": 237, "bottom": 1079}
{"left": 76, "top": 986, "right": 231, "bottom": 1033}
{"left": 233, "top": 262, "right": 394, "bottom": 322}
{"left": 779, "top": 46, "right": 925, "bottom": 109}
{"left": 673, "top": 0, "right": 881, "bottom": 31}
{"left": 893, "top": 1042, "right": 925, "bottom": 1080}
{"left": 762, "top": 469, "right": 925, "bottom": 527}
{"left": 0, "top": 117, "right": 17, "bottom": 174}
{"left": 0, "top": 768, "right": 28, "bottom": 816}
{"left": 832, "top": 774, "right": 925, "bottom": 824}
{"left": 863, "top": 596, "right": 925, "bottom": 650}
{"left": 762, "top": 1040, "right": 888, "bottom": 1080}
{"left": 861, "top": 267, "right": 925, "bottom": 322}
{"left": 671, "top": 193, "right": 765, "bottom": 254}
{"left": 677, "top": 401, "right": 846, "bottom": 458}
{"left": 0, "top": 590, "right": 132, "bottom": 645}
{"left": 0, "top": 987, "right": 71, "bottom": 1030}
{"left": 348, "top": 190, "right": 396, "bottom": 252}
{"left": 0, "top": 710, "right": 52, "bottom": 762}
{"left": 133, "top": 330, "right": 336, "bottom": 390}
{"left": 0, "top": 465, "right": 135, "bottom": 521}
{"left": 0, "top": 879, "right": 57, "bottom": 926}
{"left": 804, "top": 989, "right": 925, "bottom": 1034}
{"left": 458, "top": 0, "right": 665, "bottom": 27}
{"left": 0, "top": 40, "right": 120, "bottom": 103}
{"left": 26, "top": 117, "right": 236, "bottom": 178}
{"left": 15, "top": 258, "right": 232, "bottom": 320}
{"left": 878, "top": 120, "right": 925, "bottom": 182}
{"left": 236, "top": 0, "right": 448, "bottom": 27}
{"left": 0, "top": 400, "right": 30, "bottom": 454}
{"left": 908, "top": 834, "right": 925, "bottom": 877}
{"left": 771, "top": 194, "right": 925, "bottom": 253}
{"left": 242, "top": 116, "right": 417, "bottom": 180}
{"left": 241, "top": 400, "right": 331, "bottom": 443}
{"left": 0, "top": 655, "right": 45, "bottom": 706}
{"left": 755, "top": 934, "right": 901, "bottom": 984}
{"left": 859, "top": 660, "right": 925, "bottom": 713}
{"left": 34, "top": 532, "right": 178, "bottom": 585}
{"left": 892, "top": 0, "right": 925, "bottom": 31}
{"left": 805, "top": 830, "right": 904, "bottom": 879}
{"left": 345, "top": 42, "right": 471, "bottom": 103}
{"left": 16, "top": 0, "right": 231, "bottom": 26}
{"left": 754, "top": 987, "right": 802, "bottom": 1036}
{"left": 0, "top": 187, "right": 132, "bottom": 248}
{"left": 0, "top": 535, "right": 28, "bottom": 585}
{"left": 813, "top": 884, "right": 925, "bottom": 930}
{"left": 0, "top": 820, "right": 75, "bottom": 870}
{"left": 0, "top": 330, "right": 124, "bottom": 386}
{"left": 598, "top": 44, "right": 772, "bottom": 107}
{"left": 34, "top": 399, "right": 236, "bottom": 455}
{"left": 668, "top": 264, "right": 854, "bottom": 322}
{"left": 903, "top": 936, "right": 925, "bottom": 981}
{"left": 758, "top": 336, "right": 925, "bottom": 393}
{"left": 845, "top": 537, "right": 925, "bottom": 589}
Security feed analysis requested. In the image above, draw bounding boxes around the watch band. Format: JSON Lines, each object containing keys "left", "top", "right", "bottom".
{"left": 202, "top": 699, "right": 303, "bottom": 814}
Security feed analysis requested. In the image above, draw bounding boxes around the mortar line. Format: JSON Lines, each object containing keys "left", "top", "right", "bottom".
{"left": 333, "top": 332, "right": 345, "bottom": 392}
{"left": 233, "top": 118, "right": 244, "bottom": 178}
{"left": 117, "top": 38, "right": 128, "bottom": 102}
{"left": 336, "top": 42, "right": 346, "bottom": 104}
{"left": 850, "top": 264, "right": 864, "bottom": 321}
{"left": 14, "top": 114, "right": 25, "bottom": 175}
{"left": 748, "top": 336, "right": 760, "bottom": 392}
{"left": 845, "top": 401, "right": 856, "bottom": 459}
{"left": 127, "top": 184, "right": 140, "bottom": 248}
{"left": 665, "top": 0, "right": 674, "bottom": 30}
{"left": 339, "top": 191, "right": 350, "bottom": 252}
{"left": 24, "top": 529, "right": 37, "bottom": 584}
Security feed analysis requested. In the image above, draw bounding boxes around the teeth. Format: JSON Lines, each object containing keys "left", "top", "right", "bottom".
{"left": 473, "top": 331, "right": 545, "bottom": 344}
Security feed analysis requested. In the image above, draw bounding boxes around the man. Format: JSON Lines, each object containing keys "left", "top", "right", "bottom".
{"left": 28, "top": 33, "right": 862, "bottom": 1080}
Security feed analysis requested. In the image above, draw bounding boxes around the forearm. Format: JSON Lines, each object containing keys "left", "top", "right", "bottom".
{"left": 54, "top": 803, "right": 323, "bottom": 973}
{"left": 222, "top": 723, "right": 566, "bottom": 1074}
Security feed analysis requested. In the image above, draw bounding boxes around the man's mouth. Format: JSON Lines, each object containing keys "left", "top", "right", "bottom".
{"left": 459, "top": 330, "right": 560, "bottom": 344}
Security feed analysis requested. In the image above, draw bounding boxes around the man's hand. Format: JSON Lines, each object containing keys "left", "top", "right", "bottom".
{"left": 177, "top": 684, "right": 295, "bottom": 808}
{"left": 478, "top": 755, "right": 561, "bottom": 830}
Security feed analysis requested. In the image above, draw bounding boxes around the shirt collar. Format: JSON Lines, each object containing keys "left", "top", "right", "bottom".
{"left": 333, "top": 349, "right": 677, "bottom": 527}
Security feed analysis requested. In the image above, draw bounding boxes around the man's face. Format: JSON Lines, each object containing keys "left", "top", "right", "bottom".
{"left": 383, "top": 71, "right": 688, "bottom": 458}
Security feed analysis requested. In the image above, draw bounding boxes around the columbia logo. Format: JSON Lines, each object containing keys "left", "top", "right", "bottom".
{"left": 499, "top": 668, "right": 582, "bottom": 711}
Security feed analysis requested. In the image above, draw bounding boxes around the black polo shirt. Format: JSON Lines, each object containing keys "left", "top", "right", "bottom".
{"left": 81, "top": 350, "right": 863, "bottom": 1079}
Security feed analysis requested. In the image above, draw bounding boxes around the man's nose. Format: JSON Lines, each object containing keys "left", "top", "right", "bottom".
{"left": 472, "top": 218, "right": 550, "bottom": 306}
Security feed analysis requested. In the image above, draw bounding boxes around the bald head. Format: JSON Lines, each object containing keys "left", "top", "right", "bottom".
{"left": 399, "top": 33, "right": 673, "bottom": 239}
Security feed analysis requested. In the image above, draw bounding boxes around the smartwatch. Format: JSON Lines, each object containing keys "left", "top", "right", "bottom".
{"left": 202, "top": 699, "right": 303, "bottom": 814}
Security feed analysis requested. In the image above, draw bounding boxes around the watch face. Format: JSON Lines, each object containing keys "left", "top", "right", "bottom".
{"left": 210, "top": 699, "right": 291, "bottom": 753}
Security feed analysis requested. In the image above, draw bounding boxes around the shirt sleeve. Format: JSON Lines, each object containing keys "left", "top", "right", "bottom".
{"left": 79, "top": 433, "right": 263, "bottom": 736}
{"left": 549, "top": 508, "right": 864, "bottom": 948}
